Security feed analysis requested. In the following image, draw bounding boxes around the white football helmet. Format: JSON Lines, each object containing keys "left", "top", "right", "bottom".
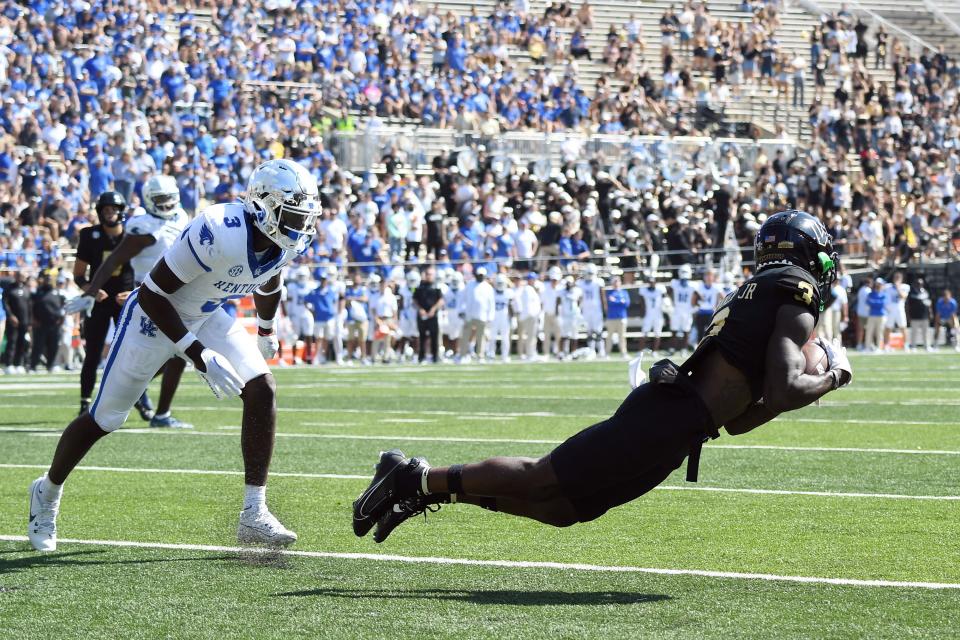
{"left": 547, "top": 266, "right": 563, "bottom": 281}
{"left": 406, "top": 270, "right": 421, "bottom": 289}
{"left": 244, "top": 159, "right": 320, "bottom": 253}
{"left": 583, "top": 263, "right": 599, "bottom": 279}
{"left": 142, "top": 175, "right": 181, "bottom": 219}
{"left": 494, "top": 273, "right": 509, "bottom": 291}
{"left": 294, "top": 266, "right": 310, "bottom": 283}
{"left": 450, "top": 272, "right": 465, "bottom": 290}
{"left": 678, "top": 264, "right": 693, "bottom": 280}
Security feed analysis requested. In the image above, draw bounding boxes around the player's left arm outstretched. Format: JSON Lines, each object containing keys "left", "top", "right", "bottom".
{"left": 725, "top": 304, "right": 851, "bottom": 435}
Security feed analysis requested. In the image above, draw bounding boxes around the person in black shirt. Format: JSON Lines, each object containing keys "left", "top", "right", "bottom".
{"left": 72, "top": 191, "right": 152, "bottom": 418}
{"left": 1, "top": 271, "right": 31, "bottom": 373}
{"left": 29, "top": 270, "right": 66, "bottom": 372}
{"left": 413, "top": 267, "right": 444, "bottom": 363}
{"left": 352, "top": 211, "right": 853, "bottom": 543}
{"left": 907, "top": 276, "right": 932, "bottom": 351}
{"left": 424, "top": 199, "right": 446, "bottom": 259}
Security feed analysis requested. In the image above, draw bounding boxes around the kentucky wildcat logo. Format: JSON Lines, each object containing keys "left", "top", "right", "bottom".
{"left": 199, "top": 223, "right": 215, "bottom": 246}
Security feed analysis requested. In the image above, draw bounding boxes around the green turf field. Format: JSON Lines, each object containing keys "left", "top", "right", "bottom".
{"left": 1, "top": 355, "right": 958, "bottom": 639}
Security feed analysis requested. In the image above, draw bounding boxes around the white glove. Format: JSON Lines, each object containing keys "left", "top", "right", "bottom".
{"left": 257, "top": 332, "right": 279, "bottom": 360}
{"left": 816, "top": 337, "right": 852, "bottom": 388}
{"left": 64, "top": 294, "right": 95, "bottom": 317}
{"left": 196, "top": 348, "right": 245, "bottom": 400}
{"left": 628, "top": 353, "right": 646, "bottom": 389}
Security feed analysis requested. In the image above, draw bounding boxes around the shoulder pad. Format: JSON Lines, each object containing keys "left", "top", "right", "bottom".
{"left": 775, "top": 269, "right": 821, "bottom": 315}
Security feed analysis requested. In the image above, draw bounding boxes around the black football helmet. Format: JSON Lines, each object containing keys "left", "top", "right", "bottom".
{"left": 95, "top": 191, "right": 127, "bottom": 227}
{"left": 754, "top": 209, "right": 838, "bottom": 304}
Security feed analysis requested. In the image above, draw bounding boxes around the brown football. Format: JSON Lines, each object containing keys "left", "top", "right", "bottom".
{"left": 802, "top": 339, "right": 829, "bottom": 375}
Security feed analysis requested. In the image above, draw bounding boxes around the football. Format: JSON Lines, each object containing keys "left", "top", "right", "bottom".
{"left": 802, "top": 339, "right": 829, "bottom": 375}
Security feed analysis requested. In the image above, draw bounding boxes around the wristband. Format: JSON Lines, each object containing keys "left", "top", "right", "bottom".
{"left": 257, "top": 316, "right": 275, "bottom": 335}
{"left": 175, "top": 331, "right": 198, "bottom": 354}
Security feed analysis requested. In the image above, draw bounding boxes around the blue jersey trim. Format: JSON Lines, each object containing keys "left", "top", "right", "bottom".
{"left": 90, "top": 291, "right": 139, "bottom": 418}
{"left": 244, "top": 212, "right": 284, "bottom": 277}
{"left": 187, "top": 236, "right": 212, "bottom": 272}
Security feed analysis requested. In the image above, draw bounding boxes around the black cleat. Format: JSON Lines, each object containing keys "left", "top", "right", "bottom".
{"left": 373, "top": 496, "right": 445, "bottom": 544}
{"left": 79, "top": 398, "right": 91, "bottom": 416}
{"left": 134, "top": 394, "right": 155, "bottom": 421}
{"left": 352, "top": 450, "right": 430, "bottom": 537}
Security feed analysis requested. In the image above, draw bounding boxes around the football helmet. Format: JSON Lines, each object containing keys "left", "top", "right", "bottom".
{"left": 244, "top": 159, "right": 320, "bottom": 253}
{"left": 142, "top": 175, "right": 181, "bottom": 219}
{"left": 755, "top": 209, "right": 838, "bottom": 302}
{"left": 95, "top": 191, "right": 126, "bottom": 228}
{"left": 678, "top": 264, "right": 693, "bottom": 280}
{"left": 494, "top": 273, "right": 509, "bottom": 291}
{"left": 450, "top": 272, "right": 465, "bottom": 290}
{"left": 547, "top": 266, "right": 563, "bottom": 281}
{"left": 582, "top": 263, "right": 599, "bottom": 279}
{"left": 294, "top": 265, "right": 310, "bottom": 283}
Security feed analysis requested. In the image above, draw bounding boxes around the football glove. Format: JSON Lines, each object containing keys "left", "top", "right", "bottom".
{"left": 628, "top": 353, "right": 646, "bottom": 389}
{"left": 256, "top": 330, "right": 279, "bottom": 360}
{"left": 816, "top": 337, "right": 852, "bottom": 388}
{"left": 196, "top": 348, "right": 245, "bottom": 400}
{"left": 649, "top": 358, "right": 680, "bottom": 385}
{"left": 64, "top": 294, "right": 96, "bottom": 317}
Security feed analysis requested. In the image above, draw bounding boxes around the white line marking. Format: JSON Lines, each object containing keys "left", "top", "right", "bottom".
{"left": 0, "top": 464, "right": 365, "bottom": 480}
{"left": 380, "top": 418, "right": 436, "bottom": 424}
{"left": 0, "top": 535, "right": 955, "bottom": 590}
{"left": 3, "top": 426, "right": 958, "bottom": 455}
{"left": 0, "top": 463, "right": 954, "bottom": 500}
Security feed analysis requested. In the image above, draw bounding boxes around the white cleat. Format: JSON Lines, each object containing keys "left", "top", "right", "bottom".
{"left": 28, "top": 476, "right": 59, "bottom": 552}
{"left": 237, "top": 508, "right": 297, "bottom": 547}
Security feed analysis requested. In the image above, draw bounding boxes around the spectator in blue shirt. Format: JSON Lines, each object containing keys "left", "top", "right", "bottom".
{"left": 865, "top": 279, "right": 888, "bottom": 350}
{"left": 935, "top": 289, "right": 959, "bottom": 350}
{"left": 604, "top": 275, "right": 631, "bottom": 357}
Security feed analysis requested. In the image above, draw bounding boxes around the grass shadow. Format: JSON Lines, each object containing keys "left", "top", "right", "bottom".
{"left": 274, "top": 587, "right": 671, "bottom": 606}
{"left": 0, "top": 549, "right": 235, "bottom": 575}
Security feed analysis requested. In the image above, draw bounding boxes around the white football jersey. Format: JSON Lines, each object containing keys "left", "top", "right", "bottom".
{"left": 493, "top": 288, "right": 514, "bottom": 320}
{"left": 285, "top": 280, "right": 312, "bottom": 315}
{"left": 694, "top": 282, "right": 722, "bottom": 312}
{"left": 670, "top": 279, "right": 695, "bottom": 311}
{"left": 126, "top": 208, "right": 190, "bottom": 283}
{"left": 576, "top": 278, "right": 604, "bottom": 315}
{"left": 445, "top": 286, "right": 463, "bottom": 313}
{"left": 639, "top": 284, "right": 667, "bottom": 316}
{"left": 398, "top": 284, "right": 417, "bottom": 320}
{"left": 159, "top": 203, "right": 298, "bottom": 331}
{"left": 558, "top": 287, "right": 582, "bottom": 318}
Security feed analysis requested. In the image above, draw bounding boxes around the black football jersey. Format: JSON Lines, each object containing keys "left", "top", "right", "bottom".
{"left": 684, "top": 265, "right": 822, "bottom": 400}
{"left": 76, "top": 225, "right": 135, "bottom": 298}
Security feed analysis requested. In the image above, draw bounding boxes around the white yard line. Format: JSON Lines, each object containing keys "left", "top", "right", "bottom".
{"left": 0, "top": 534, "right": 955, "bottom": 590}
{"left": 0, "top": 463, "right": 956, "bottom": 501}
{"left": 2, "top": 426, "right": 959, "bottom": 455}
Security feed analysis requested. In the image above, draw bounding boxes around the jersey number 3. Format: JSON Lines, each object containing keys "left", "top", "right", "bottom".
{"left": 794, "top": 281, "right": 814, "bottom": 306}
{"left": 224, "top": 216, "right": 242, "bottom": 228}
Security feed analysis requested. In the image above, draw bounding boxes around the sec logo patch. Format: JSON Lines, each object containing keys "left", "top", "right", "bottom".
{"left": 228, "top": 265, "right": 244, "bottom": 277}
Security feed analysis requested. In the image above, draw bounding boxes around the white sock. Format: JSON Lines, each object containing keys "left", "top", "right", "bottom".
{"left": 41, "top": 475, "right": 63, "bottom": 502}
{"left": 154, "top": 411, "right": 171, "bottom": 420}
{"left": 244, "top": 484, "right": 266, "bottom": 511}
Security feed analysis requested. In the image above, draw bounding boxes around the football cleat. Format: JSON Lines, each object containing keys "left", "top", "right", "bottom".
{"left": 373, "top": 496, "right": 445, "bottom": 544}
{"left": 237, "top": 507, "right": 297, "bottom": 547}
{"left": 352, "top": 449, "right": 430, "bottom": 537}
{"left": 134, "top": 393, "right": 155, "bottom": 421}
{"left": 149, "top": 415, "right": 193, "bottom": 429}
{"left": 28, "top": 476, "right": 60, "bottom": 552}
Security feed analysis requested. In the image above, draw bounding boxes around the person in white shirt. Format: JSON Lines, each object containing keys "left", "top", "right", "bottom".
{"left": 514, "top": 273, "right": 543, "bottom": 360}
{"left": 488, "top": 273, "right": 515, "bottom": 362}
{"left": 514, "top": 219, "right": 539, "bottom": 271}
{"left": 283, "top": 266, "right": 315, "bottom": 364}
{"left": 457, "top": 267, "right": 495, "bottom": 361}
{"left": 443, "top": 271, "right": 466, "bottom": 353}
{"left": 692, "top": 268, "right": 722, "bottom": 343}
{"left": 855, "top": 276, "right": 873, "bottom": 350}
{"left": 818, "top": 279, "right": 849, "bottom": 342}
{"left": 403, "top": 194, "right": 425, "bottom": 261}
{"left": 540, "top": 266, "right": 563, "bottom": 358}
{"left": 576, "top": 263, "right": 605, "bottom": 356}
{"left": 397, "top": 270, "right": 421, "bottom": 361}
{"left": 320, "top": 209, "right": 347, "bottom": 254}
{"left": 884, "top": 271, "right": 909, "bottom": 349}
{"left": 557, "top": 276, "right": 582, "bottom": 358}
{"left": 638, "top": 275, "right": 667, "bottom": 353}
{"left": 371, "top": 276, "right": 399, "bottom": 362}
{"left": 669, "top": 264, "right": 696, "bottom": 351}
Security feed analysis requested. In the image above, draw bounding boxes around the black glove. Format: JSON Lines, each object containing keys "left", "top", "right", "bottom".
{"left": 649, "top": 358, "right": 680, "bottom": 385}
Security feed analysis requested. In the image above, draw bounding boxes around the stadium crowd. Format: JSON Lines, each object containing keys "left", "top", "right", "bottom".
{"left": 2, "top": 0, "right": 960, "bottom": 372}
